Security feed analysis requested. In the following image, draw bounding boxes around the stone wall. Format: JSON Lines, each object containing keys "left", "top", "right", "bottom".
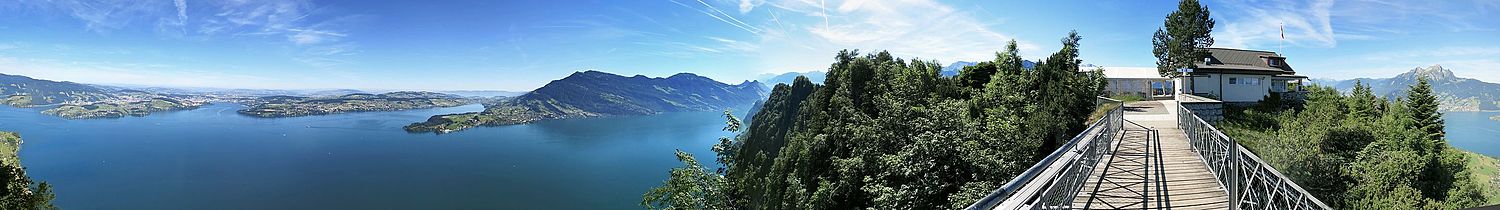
{"left": 1179, "top": 94, "right": 1224, "bottom": 123}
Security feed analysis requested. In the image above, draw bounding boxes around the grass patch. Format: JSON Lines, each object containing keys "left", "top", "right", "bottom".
{"left": 1461, "top": 149, "right": 1500, "bottom": 205}
{"left": 1108, "top": 94, "right": 1146, "bottom": 103}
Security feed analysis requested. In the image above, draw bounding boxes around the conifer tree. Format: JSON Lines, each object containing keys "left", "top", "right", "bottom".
{"left": 1152, "top": 0, "right": 1215, "bottom": 77}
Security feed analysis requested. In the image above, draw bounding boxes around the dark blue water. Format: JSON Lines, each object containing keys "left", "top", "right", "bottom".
{"left": 0, "top": 103, "right": 735, "bottom": 209}
{"left": 1445, "top": 112, "right": 1500, "bottom": 158}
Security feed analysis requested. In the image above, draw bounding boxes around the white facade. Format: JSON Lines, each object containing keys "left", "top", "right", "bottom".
{"left": 1176, "top": 73, "right": 1299, "bottom": 102}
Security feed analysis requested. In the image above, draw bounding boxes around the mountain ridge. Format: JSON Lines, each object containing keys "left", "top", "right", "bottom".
{"left": 1332, "top": 65, "right": 1500, "bottom": 111}
{"left": 405, "top": 70, "right": 769, "bottom": 133}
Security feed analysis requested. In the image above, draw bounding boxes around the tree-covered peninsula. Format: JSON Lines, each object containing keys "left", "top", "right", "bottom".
{"left": 42, "top": 98, "right": 202, "bottom": 119}
{"left": 643, "top": 31, "right": 1108, "bottom": 209}
{"left": 237, "top": 91, "right": 470, "bottom": 118}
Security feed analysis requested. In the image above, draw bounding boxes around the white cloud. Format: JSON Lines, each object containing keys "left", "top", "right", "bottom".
{"left": 1213, "top": 0, "right": 1497, "bottom": 49}
{"left": 175, "top": 0, "right": 188, "bottom": 23}
{"left": 287, "top": 29, "right": 348, "bottom": 45}
{"left": 6, "top": 0, "right": 363, "bottom": 68}
{"left": 784, "top": 0, "right": 1036, "bottom": 62}
{"left": 1213, "top": 0, "right": 1336, "bottom": 49}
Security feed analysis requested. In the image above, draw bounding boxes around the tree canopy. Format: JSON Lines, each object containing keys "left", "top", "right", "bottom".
{"left": 1152, "top": 0, "right": 1216, "bottom": 77}
{"left": 1221, "top": 78, "right": 1486, "bottom": 209}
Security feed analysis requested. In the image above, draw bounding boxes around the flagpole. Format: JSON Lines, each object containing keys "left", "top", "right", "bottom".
{"left": 1279, "top": 23, "right": 1284, "bottom": 56}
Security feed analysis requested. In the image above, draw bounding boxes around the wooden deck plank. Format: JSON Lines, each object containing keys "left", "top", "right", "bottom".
{"left": 1070, "top": 111, "right": 1230, "bottom": 209}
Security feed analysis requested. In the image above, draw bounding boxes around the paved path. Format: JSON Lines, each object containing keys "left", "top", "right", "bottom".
{"left": 1072, "top": 100, "right": 1230, "bottom": 209}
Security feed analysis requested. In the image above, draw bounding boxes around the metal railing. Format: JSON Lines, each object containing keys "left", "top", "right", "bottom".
{"left": 966, "top": 97, "right": 1123, "bottom": 210}
{"left": 1177, "top": 104, "right": 1332, "bottom": 210}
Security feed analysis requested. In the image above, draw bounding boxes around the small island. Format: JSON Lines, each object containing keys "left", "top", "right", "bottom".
{"left": 1491, "top": 115, "right": 1500, "bottom": 122}
{"left": 41, "top": 98, "right": 203, "bottom": 119}
{"left": 237, "top": 91, "right": 471, "bottom": 118}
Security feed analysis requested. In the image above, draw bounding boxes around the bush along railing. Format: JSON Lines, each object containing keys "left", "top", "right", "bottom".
{"left": 1177, "top": 104, "right": 1331, "bottom": 210}
{"left": 966, "top": 97, "right": 1123, "bottom": 210}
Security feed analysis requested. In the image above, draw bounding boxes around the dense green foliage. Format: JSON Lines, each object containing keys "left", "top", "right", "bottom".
{"left": 645, "top": 31, "right": 1107, "bottom": 209}
{"left": 0, "top": 132, "right": 57, "bottom": 210}
{"left": 1221, "top": 78, "right": 1488, "bottom": 209}
{"left": 406, "top": 71, "right": 768, "bottom": 133}
{"left": 1152, "top": 0, "right": 1215, "bottom": 77}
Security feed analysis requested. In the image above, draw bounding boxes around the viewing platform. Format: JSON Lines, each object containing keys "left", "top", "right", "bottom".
{"left": 967, "top": 98, "right": 1331, "bottom": 210}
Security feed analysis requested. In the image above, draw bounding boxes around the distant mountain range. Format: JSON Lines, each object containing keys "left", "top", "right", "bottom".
{"left": 0, "top": 73, "right": 115, "bottom": 106}
{"left": 439, "top": 90, "right": 527, "bottom": 98}
{"left": 1329, "top": 65, "right": 1500, "bottom": 111}
{"left": 757, "top": 71, "right": 826, "bottom": 87}
{"left": 405, "top": 70, "right": 769, "bottom": 133}
{"left": 0, "top": 73, "right": 496, "bottom": 119}
{"left": 939, "top": 60, "right": 1036, "bottom": 77}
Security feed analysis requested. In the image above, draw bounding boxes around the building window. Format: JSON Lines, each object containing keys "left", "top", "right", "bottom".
{"left": 1229, "top": 77, "right": 1261, "bottom": 85}
{"left": 1268, "top": 58, "right": 1284, "bottom": 67}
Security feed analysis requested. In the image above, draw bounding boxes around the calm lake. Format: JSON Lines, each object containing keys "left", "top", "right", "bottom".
{"left": 4, "top": 104, "right": 1495, "bottom": 209}
{"left": 1, "top": 103, "right": 737, "bottom": 209}
{"left": 1445, "top": 112, "right": 1500, "bottom": 158}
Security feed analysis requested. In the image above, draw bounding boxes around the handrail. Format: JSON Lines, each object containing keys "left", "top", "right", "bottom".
{"left": 966, "top": 97, "right": 1123, "bottom": 210}
{"left": 1177, "top": 104, "right": 1332, "bottom": 210}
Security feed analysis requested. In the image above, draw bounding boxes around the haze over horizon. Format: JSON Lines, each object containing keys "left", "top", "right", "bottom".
{"left": 1, "top": 0, "right": 1497, "bottom": 91}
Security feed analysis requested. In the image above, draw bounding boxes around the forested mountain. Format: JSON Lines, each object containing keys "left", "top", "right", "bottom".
{"left": 643, "top": 32, "right": 1108, "bottom": 209}
{"left": 405, "top": 71, "right": 768, "bottom": 133}
{"left": 1332, "top": 65, "right": 1500, "bottom": 111}
{"left": 238, "top": 91, "right": 470, "bottom": 118}
{"left": 0, "top": 73, "right": 115, "bottom": 107}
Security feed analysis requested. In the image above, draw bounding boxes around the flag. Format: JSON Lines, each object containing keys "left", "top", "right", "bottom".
{"left": 1280, "top": 23, "right": 1285, "bottom": 40}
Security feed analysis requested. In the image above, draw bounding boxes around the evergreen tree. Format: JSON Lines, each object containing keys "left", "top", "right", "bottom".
{"left": 1152, "top": 0, "right": 1215, "bottom": 77}
{"left": 1346, "top": 80, "right": 1380, "bottom": 121}
{"left": 1405, "top": 77, "right": 1443, "bottom": 145}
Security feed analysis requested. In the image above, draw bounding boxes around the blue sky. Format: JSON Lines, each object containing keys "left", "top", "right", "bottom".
{"left": 0, "top": 0, "right": 1496, "bottom": 91}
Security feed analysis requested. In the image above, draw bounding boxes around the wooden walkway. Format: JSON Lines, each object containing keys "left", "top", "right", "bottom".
{"left": 1072, "top": 101, "right": 1230, "bottom": 209}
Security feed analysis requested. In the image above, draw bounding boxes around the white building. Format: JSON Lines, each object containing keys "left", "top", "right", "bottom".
{"left": 1089, "top": 67, "right": 1175, "bottom": 99}
{"left": 1175, "top": 48, "right": 1307, "bottom": 103}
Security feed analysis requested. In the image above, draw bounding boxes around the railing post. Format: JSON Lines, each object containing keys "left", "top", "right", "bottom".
{"left": 1228, "top": 134, "right": 1240, "bottom": 210}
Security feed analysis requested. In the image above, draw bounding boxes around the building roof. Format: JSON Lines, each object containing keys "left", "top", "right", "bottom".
{"left": 1081, "top": 66, "right": 1165, "bottom": 79}
{"left": 1193, "top": 48, "right": 1296, "bottom": 75}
